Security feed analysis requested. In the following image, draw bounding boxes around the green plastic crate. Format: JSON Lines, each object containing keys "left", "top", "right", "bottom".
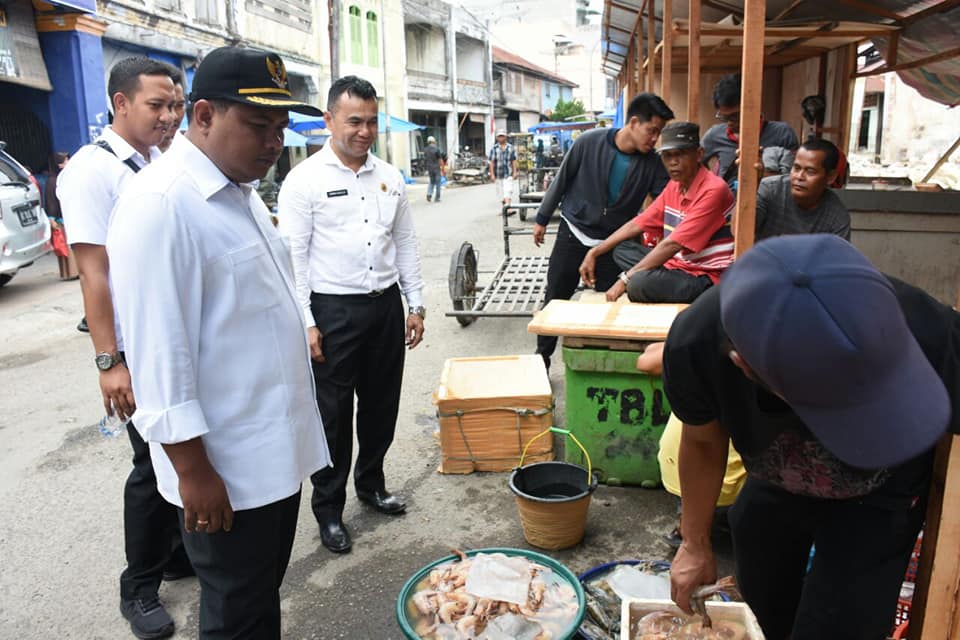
{"left": 562, "top": 346, "right": 670, "bottom": 487}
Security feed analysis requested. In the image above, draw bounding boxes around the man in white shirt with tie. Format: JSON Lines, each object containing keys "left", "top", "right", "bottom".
{"left": 107, "top": 47, "right": 331, "bottom": 638}
{"left": 278, "top": 75, "right": 425, "bottom": 554}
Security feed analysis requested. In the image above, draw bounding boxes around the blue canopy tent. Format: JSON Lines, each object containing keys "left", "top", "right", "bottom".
{"left": 283, "top": 129, "right": 309, "bottom": 147}
{"left": 288, "top": 111, "right": 423, "bottom": 134}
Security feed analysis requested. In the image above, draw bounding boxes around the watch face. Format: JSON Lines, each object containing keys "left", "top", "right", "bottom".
{"left": 96, "top": 353, "right": 113, "bottom": 370}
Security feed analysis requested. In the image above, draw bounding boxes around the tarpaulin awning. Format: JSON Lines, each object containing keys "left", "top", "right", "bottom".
{"left": 34, "top": 0, "right": 97, "bottom": 13}
{"left": 527, "top": 121, "right": 599, "bottom": 133}
{"left": 287, "top": 111, "right": 423, "bottom": 134}
{"left": 283, "top": 129, "right": 308, "bottom": 147}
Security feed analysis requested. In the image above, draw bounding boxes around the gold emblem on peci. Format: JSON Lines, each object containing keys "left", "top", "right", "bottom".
{"left": 266, "top": 56, "right": 288, "bottom": 90}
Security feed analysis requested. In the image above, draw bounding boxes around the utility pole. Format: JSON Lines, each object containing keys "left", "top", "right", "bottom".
{"left": 380, "top": 0, "right": 391, "bottom": 163}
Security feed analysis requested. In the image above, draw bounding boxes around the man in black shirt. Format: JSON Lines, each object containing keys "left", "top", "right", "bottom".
{"left": 423, "top": 135, "right": 446, "bottom": 203}
{"left": 663, "top": 234, "right": 958, "bottom": 640}
{"left": 532, "top": 93, "right": 673, "bottom": 369}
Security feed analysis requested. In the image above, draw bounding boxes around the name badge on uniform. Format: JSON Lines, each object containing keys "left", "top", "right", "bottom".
{"left": 326, "top": 189, "right": 348, "bottom": 198}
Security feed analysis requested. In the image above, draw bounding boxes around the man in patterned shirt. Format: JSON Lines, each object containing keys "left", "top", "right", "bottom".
{"left": 665, "top": 234, "right": 958, "bottom": 640}
{"left": 488, "top": 130, "right": 517, "bottom": 206}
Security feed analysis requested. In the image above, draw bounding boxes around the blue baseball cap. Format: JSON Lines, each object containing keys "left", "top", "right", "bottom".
{"left": 719, "top": 234, "right": 949, "bottom": 469}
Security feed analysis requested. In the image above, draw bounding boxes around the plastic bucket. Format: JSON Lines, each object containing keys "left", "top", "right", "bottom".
{"left": 396, "top": 547, "right": 586, "bottom": 640}
{"left": 509, "top": 427, "right": 597, "bottom": 550}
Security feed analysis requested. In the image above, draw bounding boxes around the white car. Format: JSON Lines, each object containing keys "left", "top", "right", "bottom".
{"left": 0, "top": 143, "right": 51, "bottom": 287}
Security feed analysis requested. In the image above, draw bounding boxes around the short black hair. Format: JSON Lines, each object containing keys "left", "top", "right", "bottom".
{"left": 166, "top": 63, "right": 183, "bottom": 87}
{"left": 185, "top": 98, "right": 233, "bottom": 125}
{"left": 327, "top": 76, "right": 378, "bottom": 113}
{"left": 800, "top": 137, "right": 840, "bottom": 172}
{"left": 107, "top": 57, "right": 178, "bottom": 107}
{"left": 626, "top": 93, "right": 674, "bottom": 124}
{"left": 713, "top": 74, "right": 741, "bottom": 109}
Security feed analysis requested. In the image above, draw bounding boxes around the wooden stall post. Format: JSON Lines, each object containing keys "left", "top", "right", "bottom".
{"left": 909, "top": 434, "right": 960, "bottom": 639}
{"left": 732, "top": 0, "right": 766, "bottom": 257}
{"left": 648, "top": 0, "right": 657, "bottom": 92}
{"left": 687, "top": 0, "right": 700, "bottom": 121}
{"left": 662, "top": 0, "right": 672, "bottom": 100}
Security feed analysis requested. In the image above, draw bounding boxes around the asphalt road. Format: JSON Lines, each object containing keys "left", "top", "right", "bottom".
{"left": 0, "top": 179, "right": 732, "bottom": 639}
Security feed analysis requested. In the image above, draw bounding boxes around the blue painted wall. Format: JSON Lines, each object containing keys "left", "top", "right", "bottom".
{"left": 541, "top": 82, "right": 574, "bottom": 115}
{"left": 38, "top": 29, "right": 109, "bottom": 154}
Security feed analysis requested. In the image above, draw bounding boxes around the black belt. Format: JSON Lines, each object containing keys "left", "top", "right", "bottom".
{"left": 311, "top": 283, "right": 398, "bottom": 301}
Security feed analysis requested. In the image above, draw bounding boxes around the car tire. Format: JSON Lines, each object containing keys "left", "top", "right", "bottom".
{"left": 0, "top": 274, "right": 13, "bottom": 287}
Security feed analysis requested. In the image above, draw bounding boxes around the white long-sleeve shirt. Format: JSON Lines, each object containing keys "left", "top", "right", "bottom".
{"left": 106, "top": 134, "right": 330, "bottom": 511}
{"left": 277, "top": 143, "right": 424, "bottom": 328}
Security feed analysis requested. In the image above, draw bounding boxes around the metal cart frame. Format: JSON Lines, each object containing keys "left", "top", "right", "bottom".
{"left": 446, "top": 203, "right": 556, "bottom": 326}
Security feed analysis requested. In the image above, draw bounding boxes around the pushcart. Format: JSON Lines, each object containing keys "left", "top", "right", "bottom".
{"left": 446, "top": 203, "right": 556, "bottom": 326}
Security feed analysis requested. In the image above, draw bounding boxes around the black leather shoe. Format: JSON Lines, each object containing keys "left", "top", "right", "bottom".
{"left": 320, "top": 520, "right": 352, "bottom": 553}
{"left": 356, "top": 489, "right": 407, "bottom": 515}
{"left": 77, "top": 317, "right": 89, "bottom": 333}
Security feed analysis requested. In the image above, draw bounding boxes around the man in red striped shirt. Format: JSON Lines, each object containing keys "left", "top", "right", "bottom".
{"left": 580, "top": 122, "right": 735, "bottom": 303}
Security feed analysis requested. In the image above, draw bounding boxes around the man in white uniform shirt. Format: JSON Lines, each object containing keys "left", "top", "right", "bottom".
{"left": 278, "top": 75, "right": 425, "bottom": 554}
{"left": 107, "top": 47, "right": 331, "bottom": 639}
{"left": 57, "top": 57, "right": 184, "bottom": 640}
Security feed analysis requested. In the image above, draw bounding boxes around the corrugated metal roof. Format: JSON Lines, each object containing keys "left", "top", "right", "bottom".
{"left": 600, "top": 0, "right": 960, "bottom": 106}
{"left": 492, "top": 46, "right": 579, "bottom": 87}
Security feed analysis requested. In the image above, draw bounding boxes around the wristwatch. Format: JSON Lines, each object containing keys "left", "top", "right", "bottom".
{"left": 95, "top": 351, "right": 125, "bottom": 371}
{"left": 618, "top": 271, "right": 631, "bottom": 285}
{"left": 409, "top": 305, "right": 427, "bottom": 319}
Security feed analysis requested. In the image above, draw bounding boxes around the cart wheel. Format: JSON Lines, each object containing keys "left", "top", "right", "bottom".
{"left": 448, "top": 242, "right": 478, "bottom": 327}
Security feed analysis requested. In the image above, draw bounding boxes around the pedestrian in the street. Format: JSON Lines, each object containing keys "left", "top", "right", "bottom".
{"left": 44, "top": 151, "right": 78, "bottom": 280}
{"left": 531, "top": 92, "right": 673, "bottom": 369}
{"left": 665, "top": 234, "right": 958, "bottom": 640}
{"left": 488, "top": 130, "right": 517, "bottom": 206}
{"left": 106, "top": 47, "right": 331, "bottom": 639}
{"left": 157, "top": 74, "right": 186, "bottom": 152}
{"left": 423, "top": 135, "right": 446, "bottom": 202}
{"left": 277, "top": 75, "right": 425, "bottom": 554}
{"left": 56, "top": 56, "right": 186, "bottom": 640}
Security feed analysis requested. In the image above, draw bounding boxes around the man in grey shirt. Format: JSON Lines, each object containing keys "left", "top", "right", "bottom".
{"left": 703, "top": 74, "right": 798, "bottom": 183}
{"left": 756, "top": 138, "right": 850, "bottom": 241}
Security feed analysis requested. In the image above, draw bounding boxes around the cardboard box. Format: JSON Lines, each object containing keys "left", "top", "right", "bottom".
{"left": 621, "top": 599, "right": 765, "bottom": 639}
{"left": 433, "top": 355, "right": 553, "bottom": 473}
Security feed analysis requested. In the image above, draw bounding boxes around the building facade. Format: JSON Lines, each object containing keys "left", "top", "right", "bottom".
{"left": 0, "top": 0, "right": 331, "bottom": 172}
{"left": 402, "top": 0, "right": 493, "bottom": 170}
{"left": 492, "top": 46, "right": 576, "bottom": 133}
{"left": 333, "top": 0, "right": 410, "bottom": 173}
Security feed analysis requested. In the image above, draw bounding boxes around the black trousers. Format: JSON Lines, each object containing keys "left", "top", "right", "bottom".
{"left": 120, "top": 420, "right": 187, "bottom": 600}
{"left": 178, "top": 491, "right": 300, "bottom": 640}
{"left": 308, "top": 285, "right": 405, "bottom": 523}
{"left": 626, "top": 268, "right": 713, "bottom": 303}
{"left": 728, "top": 477, "right": 924, "bottom": 640}
{"left": 536, "top": 219, "right": 621, "bottom": 360}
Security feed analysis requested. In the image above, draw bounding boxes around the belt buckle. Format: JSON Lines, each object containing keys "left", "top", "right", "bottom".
{"left": 368, "top": 288, "right": 385, "bottom": 298}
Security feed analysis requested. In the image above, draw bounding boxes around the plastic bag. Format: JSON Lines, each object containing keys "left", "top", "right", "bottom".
{"left": 465, "top": 553, "right": 531, "bottom": 605}
{"left": 51, "top": 226, "right": 69, "bottom": 258}
{"left": 606, "top": 564, "right": 671, "bottom": 600}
